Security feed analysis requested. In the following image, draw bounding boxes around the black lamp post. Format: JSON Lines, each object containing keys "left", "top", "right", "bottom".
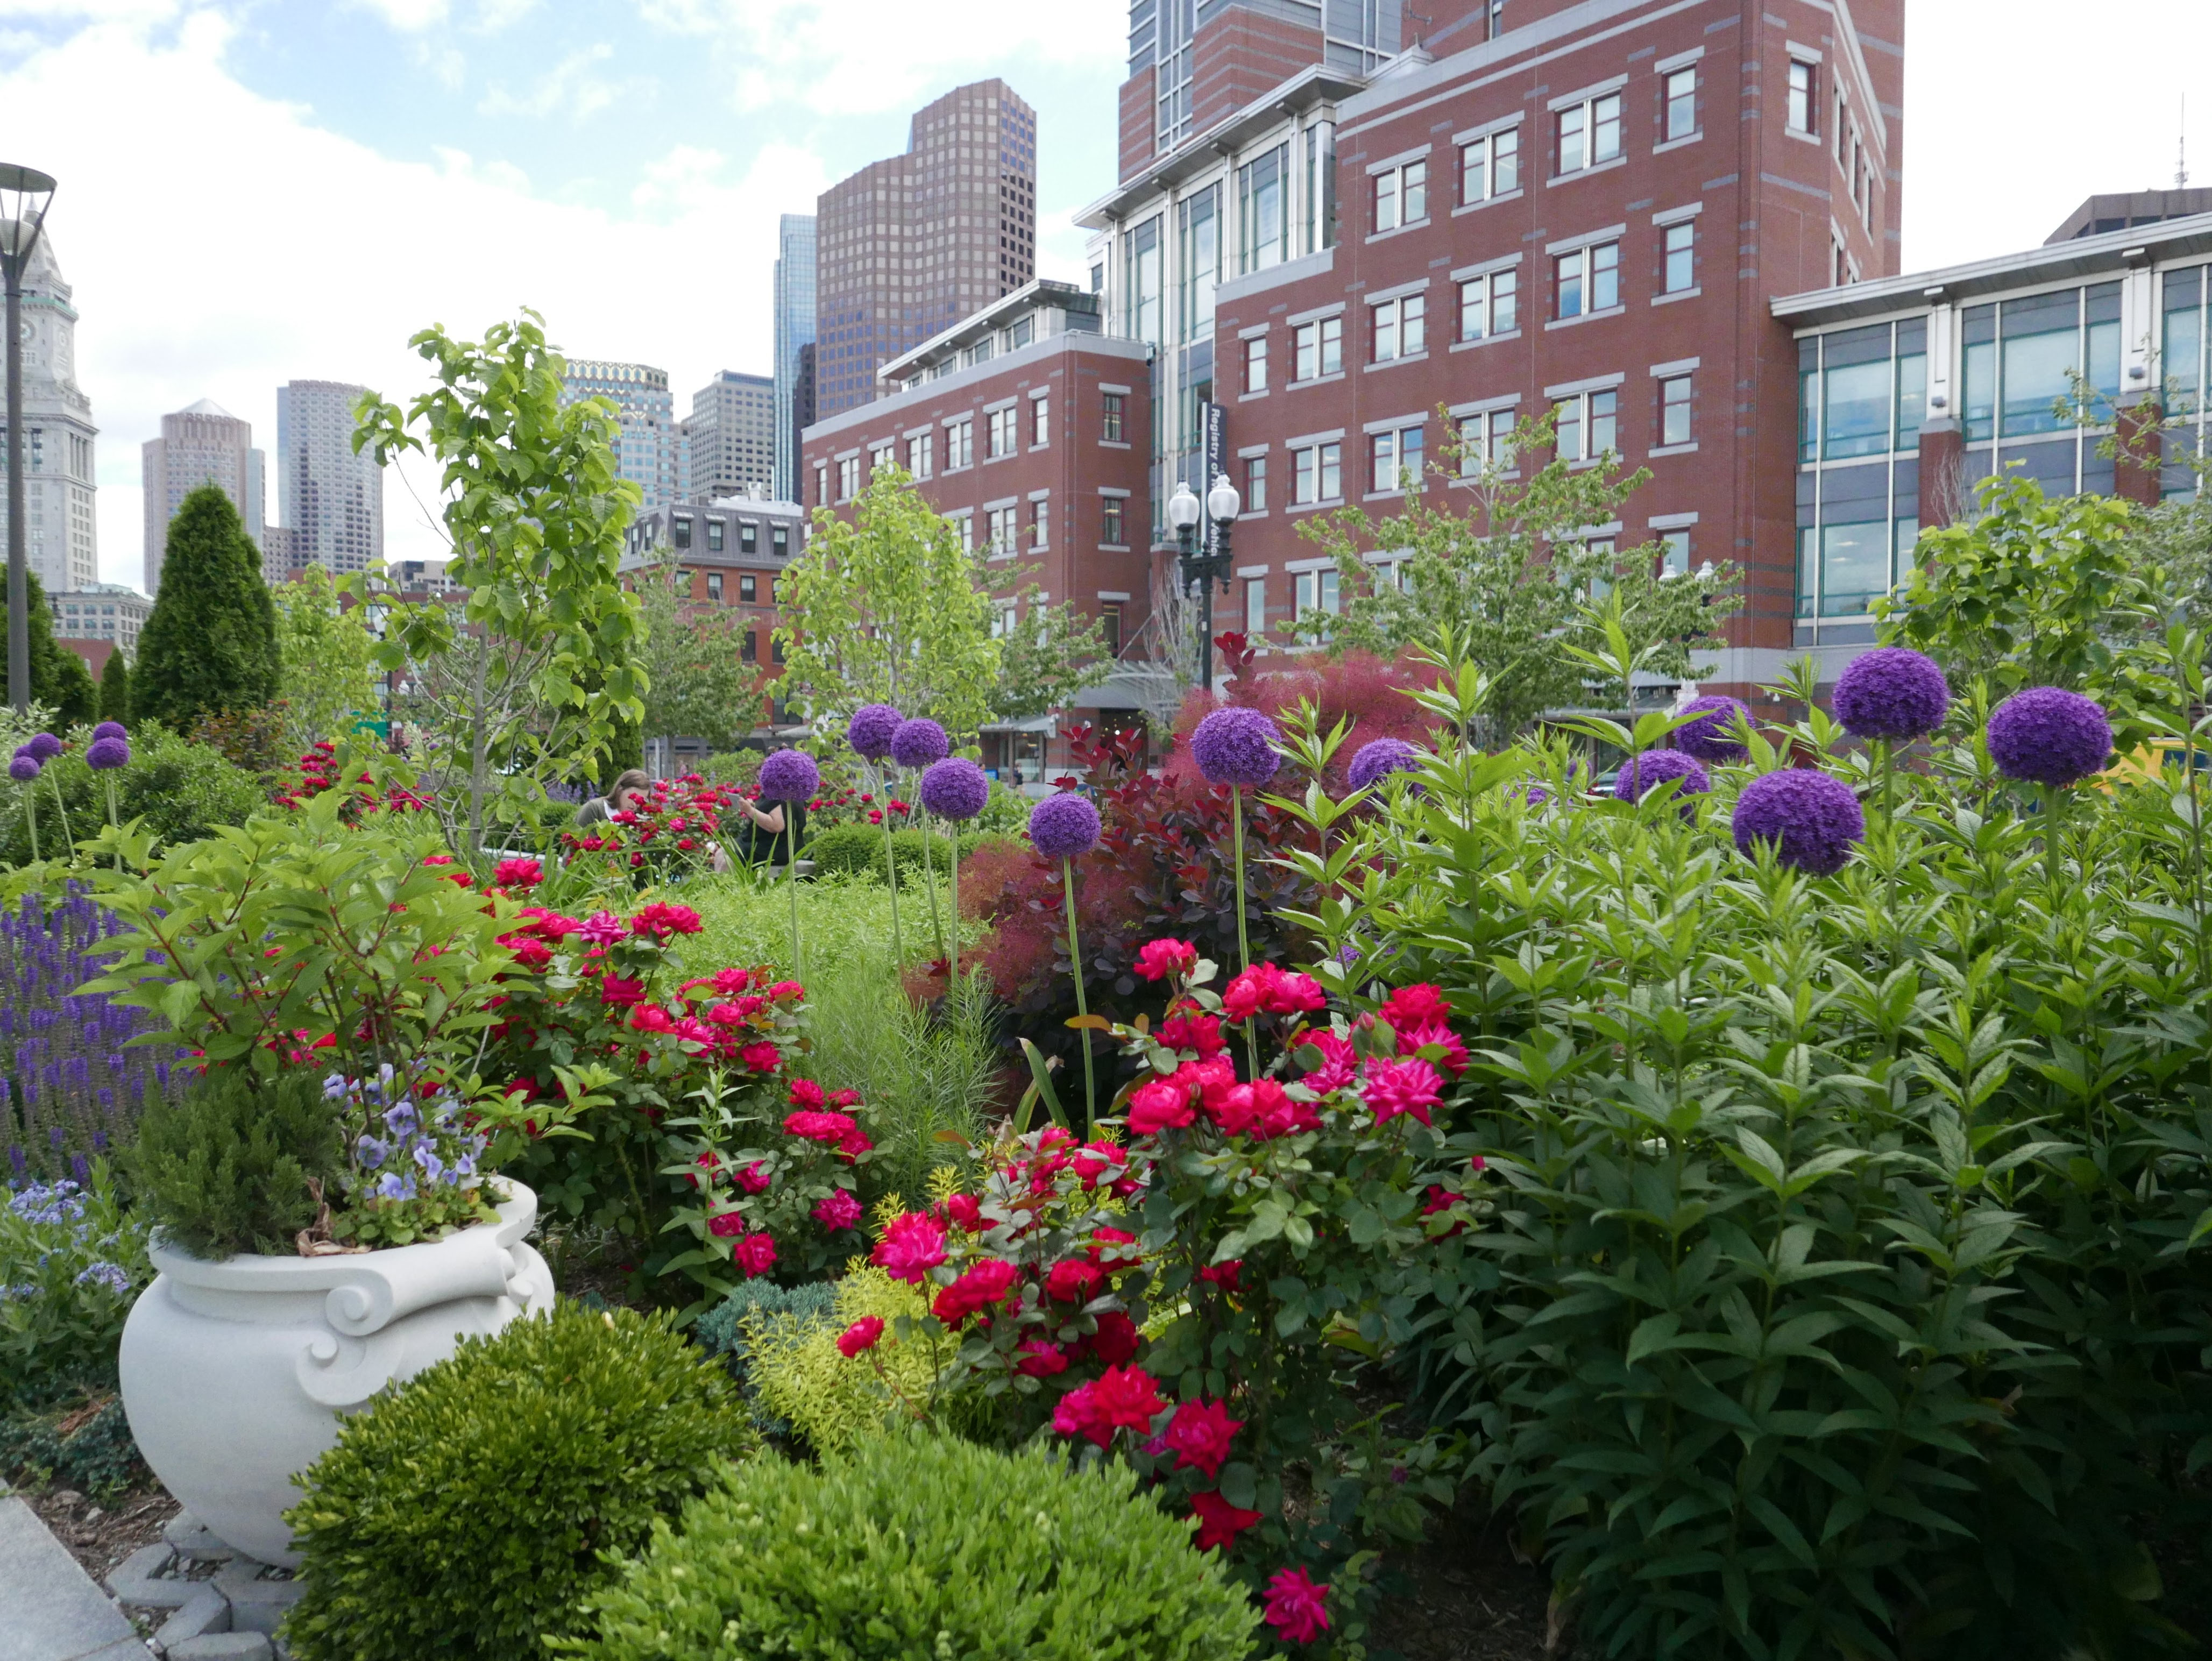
{"left": 1168, "top": 473, "right": 1241, "bottom": 691}
{"left": 2, "top": 164, "right": 58, "bottom": 717}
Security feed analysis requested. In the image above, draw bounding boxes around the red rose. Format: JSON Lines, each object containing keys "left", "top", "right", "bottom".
{"left": 788, "top": 1077, "right": 827, "bottom": 1109}
{"left": 1162, "top": 1397, "right": 1243, "bottom": 1478}
{"left": 739, "top": 1042, "right": 783, "bottom": 1073}
{"left": 734, "top": 1231, "right": 777, "bottom": 1276}
{"left": 1197, "top": 1258, "right": 1243, "bottom": 1293}
{"left": 1132, "top": 938, "right": 1199, "bottom": 982}
{"left": 1087, "top": 1310, "right": 1140, "bottom": 1365}
{"left": 707, "top": 1212, "right": 746, "bottom": 1239}
{"left": 1157, "top": 1007, "right": 1225, "bottom": 1058}
{"left": 871, "top": 1211, "right": 948, "bottom": 1283}
{"left": 933, "top": 1258, "right": 1020, "bottom": 1324}
{"left": 836, "top": 1316, "right": 885, "bottom": 1358}
{"left": 1044, "top": 1259, "right": 1103, "bottom": 1302}
{"left": 1190, "top": 1489, "right": 1263, "bottom": 1551}
{"left": 1015, "top": 1339, "right": 1070, "bottom": 1377}
{"left": 942, "top": 1192, "right": 984, "bottom": 1232}
{"left": 1380, "top": 983, "right": 1452, "bottom": 1028}
{"left": 1128, "top": 1077, "right": 1195, "bottom": 1135}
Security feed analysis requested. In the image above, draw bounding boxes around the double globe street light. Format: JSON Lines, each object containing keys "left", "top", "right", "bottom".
{"left": 1167, "top": 473, "right": 1241, "bottom": 692}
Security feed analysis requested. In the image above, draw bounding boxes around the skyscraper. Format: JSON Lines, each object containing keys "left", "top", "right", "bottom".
{"left": 686, "top": 371, "right": 777, "bottom": 500}
{"left": 813, "top": 80, "right": 1039, "bottom": 421}
{"left": 772, "top": 214, "right": 817, "bottom": 502}
{"left": 561, "top": 359, "right": 686, "bottom": 506}
{"left": 276, "top": 380, "right": 383, "bottom": 576}
{"left": 142, "top": 400, "right": 261, "bottom": 593}
{"left": 0, "top": 228, "right": 98, "bottom": 594}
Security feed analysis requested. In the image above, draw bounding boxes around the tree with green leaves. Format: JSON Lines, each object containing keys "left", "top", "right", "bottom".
{"left": 990, "top": 580, "right": 1112, "bottom": 726}
{"left": 273, "top": 564, "right": 381, "bottom": 752}
{"left": 3, "top": 569, "right": 102, "bottom": 727}
{"left": 134, "top": 485, "right": 281, "bottom": 735}
{"left": 1877, "top": 471, "right": 2169, "bottom": 747}
{"left": 634, "top": 546, "right": 759, "bottom": 756}
{"left": 98, "top": 648, "right": 129, "bottom": 724}
{"left": 1293, "top": 408, "right": 1739, "bottom": 740}
{"left": 353, "top": 312, "right": 646, "bottom": 856}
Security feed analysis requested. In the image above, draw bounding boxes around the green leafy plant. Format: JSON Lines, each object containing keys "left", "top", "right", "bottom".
{"left": 273, "top": 565, "right": 385, "bottom": 754}
{"left": 0, "top": 1393, "right": 146, "bottom": 1499}
{"left": 283, "top": 1301, "right": 756, "bottom": 1661}
{"left": 0, "top": 723, "right": 264, "bottom": 869}
{"left": 125, "top": 1070, "right": 343, "bottom": 1259}
{"left": 566, "top": 1430, "right": 1262, "bottom": 1660}
{"left": 737, "top": 1265, "right": 955, "bottom": 1452}
{"left": 692, "top": 1277, "right": 838, "bottom": 1432}
{"left": 804, "top": 822, "right": 881, "bottom": 878}
{"left": 1, "top": 1166, "right": 150, "bottom": 1404}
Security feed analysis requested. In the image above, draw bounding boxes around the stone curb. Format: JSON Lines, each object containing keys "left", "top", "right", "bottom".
{"left": 104, "top": 1516, "right": 300, "bottom": 1658}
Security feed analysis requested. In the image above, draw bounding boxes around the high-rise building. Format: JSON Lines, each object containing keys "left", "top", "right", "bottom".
{"left": 142, "top": 400, "right": 263, "bottom": 593}
{"left": 686, "top": 371, "right": 776, "bottom": 500}
{"left": 276, "top": 380, "right": 383, "bottom": 576}
{"left": 814, "top": 80, "right": 1039, "bottom": 420}
{"left": 793, "top": 343, "right": 817, "bottom": 470}
{"left": 0, "top": 227, "right": 98, "bottom": 594}
{"left": 49, "top": 583, "right": 151, "bottom": 659}
{"left": 772, "top": 215, "right": 817, "bottom": 502}
{"left": 561, "top": 359, "right": 686, "bottom": 505}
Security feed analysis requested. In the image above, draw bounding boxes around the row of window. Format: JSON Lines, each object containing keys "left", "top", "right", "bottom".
{"left": 667, "top": 516, "right": 791, "bottom": 557}
{"left": 1237, "top": 224, "right": 1696, "bottom": 395}
{"left": 696, "top": 571, "right": 771, "bottom": 605}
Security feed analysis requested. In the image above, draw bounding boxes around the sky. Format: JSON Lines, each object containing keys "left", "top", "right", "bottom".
{"left": 0, "top": 0, "right": 2206, "bottom": 585}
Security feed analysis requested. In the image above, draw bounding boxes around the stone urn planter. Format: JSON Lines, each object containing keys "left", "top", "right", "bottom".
{"left": 119, "top": 1178, "right": 553, "bottom": 1568}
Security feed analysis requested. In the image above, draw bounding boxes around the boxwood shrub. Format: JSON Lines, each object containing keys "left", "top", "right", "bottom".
{"left": 283, "top": 1301, "right": 756, "bottom": 1661}
{"left": 570, "top": 1431, "right": 1260, "bottom": 1660}
{"left": 804, "top": 822, "right": 882, "bottom": 879}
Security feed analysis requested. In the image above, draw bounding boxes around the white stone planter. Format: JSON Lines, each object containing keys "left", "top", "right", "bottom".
{"left": 119, "top": 1179, "right": 553, "bottom": 1568}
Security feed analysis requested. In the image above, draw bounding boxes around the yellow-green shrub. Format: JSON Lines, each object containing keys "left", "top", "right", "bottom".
{"left": 741, "top": 1262, "right": 959, "bottom": 1452}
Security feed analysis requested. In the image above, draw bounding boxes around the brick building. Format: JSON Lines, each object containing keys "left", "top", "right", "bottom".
{"left": 800, "top": 280, "right": 1157, "bottom": 778}
{"left": 1081, "top": 0, "right": 1905, "bottom": 695}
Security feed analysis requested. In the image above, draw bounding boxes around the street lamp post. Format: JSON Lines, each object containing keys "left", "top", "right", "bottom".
{"left": 1, "top": 164, "right": 58, "bottom": 716}
{"left": 1168, "top": 474, "right": 1242, "bottom": 692}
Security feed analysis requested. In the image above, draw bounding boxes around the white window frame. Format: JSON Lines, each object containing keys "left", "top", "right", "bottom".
{"left": 1456, "top": 122, "right": 1521, "bottom": 206}
{"left": 1370, "top": 292, "right": 1427, "bottom": 363}
{"left": 1293, "top": 315, "right": 1344, "bottom": 381}
{"left": 836, "top": 455, "right": 860, "bottom": 501}
{"left": 1554, "top": 90, "right": 1623, "bottom": 176}
{"left": 1244, "top": 333, "right": 1270, "bottom": 393}
{"left": 986, "top": 405, "right": 1018, "bottom": 459}
{"left": 1293, "top": 567, "right": 1341, "bottom": 620}
{"left": 945, "top": 416, "right": 975, "bottom": 470}
{"left": 1659, "top": 373, "right": 1694, "bottom": 447}
{"left": 1662, "top": 65, "right": 1699, "bottom": 144}
{"left": 905, "top": 430, "right": 935, "bottom": 479}
{"left": 986, "top": 502, "right": 1019, "bottom": 558}
{"left": 1290, "top": 439, "right": 1343, "bottom": 507}
{"left": 1367, "top": 423, "right": 1425, "bottom": 495}
{"left": 1456, "top": 263, "right": 1520, "bottom": 342}
{"left": 1552, "top": 238, "right": 1621, "bottom": 321}
{"left": 1786, "top": 59, "right": 1817, "bottom": 136}
{"left": 1371, "top": 155, "right": 1429, "bottom": 235}
{"left": 1553, "top": 387, "right": 1621, "bottom": 464}
{"left": 1030, "top": 391, "right": 1051, "bottom": 448}
{"left": 1662, "top": 218, "right": 1696, "bottom": 294}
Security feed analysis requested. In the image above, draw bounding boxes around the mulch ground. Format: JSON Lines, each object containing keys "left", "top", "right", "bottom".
{"left": 18, "top": 1478, "right": 180, "bottom": 1585}
{"left": 1371, "top": 1496, "right": 1564, "bottom": 1660}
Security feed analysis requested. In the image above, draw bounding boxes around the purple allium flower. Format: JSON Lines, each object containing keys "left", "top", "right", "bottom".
{"left": 918, "top": 757, "right": 990, "bottom": 821}
{"left": 1731, "top": 769, "right": 1866, "bottom": 877}
{"left": 889, "top": 717, "right": 950, "bottom": 770}
{"left": 8, "top": 753, "right": 40, "bottom": 784}
{"left": 24, "top": 734, "right": 62, "bottom": 762}
{"left": 1190, "top": 707, "right": 1281, "bottom": 787}
{"left": 91, "top": 721, "right": 127, "bottom": 743}
{"left": 86, "top": 736, "right": 130, "bottom": 771}
{"left": 1832, "top": 647, "right": 1951, "bottom": 742}
{"left": 1029, "top": 791, "right": 1101, "bottom": 860}
{"left": 1671, "top": 695, "right": 1753, "bottom": 764}
{"left": 1986, "top": 687, "right": 2114, "bottom": 787}
{"left": 1346, "top": 737, "right": 1420, "bottom": 793}
{"left": 757, "top": 748, "right": 821, "bottom": 801}
{"left": 847, "top": 704, "right": 904, "bottom": 761}
{"left": 1613, "top": 749, "right": 1711, "bottom": 812}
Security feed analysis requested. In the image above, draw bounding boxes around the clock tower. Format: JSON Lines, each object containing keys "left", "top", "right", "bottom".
{"left": 0, "top": 227, "right": 98, "bottom": 594}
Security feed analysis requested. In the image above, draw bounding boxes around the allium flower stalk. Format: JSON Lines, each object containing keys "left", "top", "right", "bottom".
{"left": 1987, "top": 687, "right": 2115, "bottom": 894}
{"left": 919, "top": 759, "right": 989, "bottom": 986}
{"left": 1830, "top": 649, "right": 1947, "bottom": 952}
{"left": 1030, "top": 791, "right": 1103, "bottom": 1131}
{"left": 847, "top": 704, "right": 907, "bottom": 966}
{"left": 889, "top": 719, "right": 953, "bottom": 966}
{"left": 87, "top": 729, "right": 130, "bottom": 870}
{"left": 756, "top": 749, "right": 820, "bottom": 978}
{"left": 9, "top": 750, "right": 40, "bottom": 862}
{"left": 1188, "top": 707, "right": 1281, "bottom": 996}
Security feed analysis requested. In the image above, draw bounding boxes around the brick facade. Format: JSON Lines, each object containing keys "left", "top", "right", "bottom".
{"left": 1190, "top": 9, "right": 1324, "bottom": 136}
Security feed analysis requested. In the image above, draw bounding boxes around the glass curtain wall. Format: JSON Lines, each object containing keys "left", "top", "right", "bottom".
{"left": 1793, "top": 318, "right": 1926, "bottom": 637}
{"left": 2163, "top": 264, "right": 2209, "bottom": 496}
{"left": 1958, "top": 281, "right": 2121, "bottom": 497}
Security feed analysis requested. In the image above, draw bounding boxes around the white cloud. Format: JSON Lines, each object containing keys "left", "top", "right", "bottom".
{"left": 630, "top": 0, "right": 1119, "bottom": 118}
{"left": 0, "top": 8, "right": 827, "bottom": 585}
{"left": 478, "top": 41, "right": 646, "bottom": 121}
{"left": 345, "top": 0, "right": 448, "bottom": 31}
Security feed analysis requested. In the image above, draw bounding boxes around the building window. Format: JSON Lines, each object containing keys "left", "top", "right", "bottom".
{"left": 1370, "top": 425, "right": 1424, "bottom": 493}
{"left": 1457, "top": 269, "right": 1519, "bottom": 340}
{"left": 1663, "top": 221, "right": 1696, "bottom": 293}
{"left": 1245, "top": 335, "right": 1268, "bottom": 393}
{"left": 741, "top": 630, "right": 757, "bottom": 662}
{"left": 1238, "top": 143, "right": 1290, "bottom": 273}
{"left": 836, "top": 456, "right": 859, "bottom": 500}
{"left": 1100, "top": 601, "right": 1123, "bottom": 659}
{"left": 1371, "top": 293, "right": 1427, "bottom": 363}
{"left": 870, "top": 444, "right": 895, "bottom": 479}
{"left": 1660, "top": 375, "right": 1693, "bottom": 446}
{"left": 1555, "top": 241, "right": 1620, "bottom": 320}
{"left": 1244, "top": 577, "right": 1267, "bottom": 635}
{"left": 740, "top": 522, "right": 757, "bottom": 555}
{"left": 1660, "top": 529, "right": 1691, "bottom": 576}
{"left": 1245, "top": 453, "right": 1268, "bottom": 512}
{"left": 1102, "top": 392, "right": 1125, "bottom": 442}
{"left": 1124, "top": 215, "right": 1164, "bottom": 344}
{"left": 1787, "top": 60, "right": 1816, "bottom": 135}
{"left": 1102, "top": 496, "right": 1126, "bottom": 544}
{"left": 1458, "top": 408, "right": 1517, "bottom": 474}
{"left": 773, "top": 524, "right": 789, "bottom": 557}
{"left": 739, "top": 572, "right": 759, "bottom": 603}
{"left": 1303, "top": 120, "right": 1338, "bottom": 253}
{"left": 707, "top": 571, "right": 724, "bottom": 602}
{"left": 986, "top": 504, "right": 1018, "bottom": 556}
{"left": 1178, "top": 183, "right": 1221, "bottom": 344}
{"left": 1294, "top": 568, "right": 1341, "bottom": 619}
{"left": 1459, "top": 126, "right": 1520, "bottom": 204}
{"left": 706, "top": 519, "right": 725, "bottom": 553}
{"left": 772, "top": 638, "right": 785, "bottom": 665}
{"left": 812, "top": 463, "right": 827, "bottom": 506}
{"left": 988, "top": 406, "right": 1017, "bottom": 458}
{"left": 1292, "top": 441, "right": 1342, "bottom": 505}
{"left": 1663, "top": 67, "right": 1698, "bottom": 141}
{"left": 1031, "top": 498, "right": 1050, "bottom": 548}
{"left": 1556, "top": 389, "right": 1619, "bottom": 462}
{"left": 1556, "top": 92, "right": 1622, "bottom": 174}
{"left": 1294, "top": 316, "right": 1344, "bottom": 381}
{"left": 671, "top": 516, "right": 693, "bottom": 550}
{"left": 991, "top": 600, "right": 1017, "bottom": 639}
{"left": 1031, "top": 397, "right": 1050, "bottom": 447}
{"left": 1372, "top": 158, "right": 1428, "bottom": 233}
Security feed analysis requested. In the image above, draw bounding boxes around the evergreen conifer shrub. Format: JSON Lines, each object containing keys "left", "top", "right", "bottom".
{"left": 570, "top": 1431, "right": 1260, "bottom": 1660}
{"left": 134, "top": 484, "right": 280, "bottom": 733}
{"left": 0, "top": 570, "right": 96, "bottom": 723}
{"left": 284, "top": 1302, "right": 756, "bottom": 1661}
{"left": 126, "top": 1069, "right": 343, "bottom": 1259}
{"left": 97, "top": 648, "right": 129, "bottom": 723}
